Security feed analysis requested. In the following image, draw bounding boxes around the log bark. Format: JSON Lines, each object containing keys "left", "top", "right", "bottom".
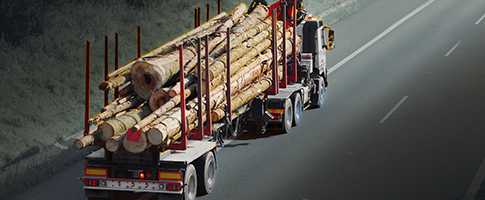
{"left": 90, "top": 96, "right": 142, "bottom": 124}
{"left": 166, "top": 23, "right": 279, "bottom": 98}
{"left": 106, "top": 11, "right": 230, "bottom": 79}
{"left": 98, "top": 105, "right": 151, "bottom": 141}
{"left": 211, "top": 77, "right": 272, "bottom": 121}
{"left": 74, "top": 134, "right": 95, "bottom": 149}
{"left": 210, "top": 6, "right": 270, "bottom": 58}
{"left": 129, "top": 4, "right": 247, "bottom": 99}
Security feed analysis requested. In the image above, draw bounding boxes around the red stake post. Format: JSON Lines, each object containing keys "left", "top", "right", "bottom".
{"left": 225, "top": 28, "right": 232, "bottom": 121}
{"left": 104, "top": 36, "right": 109, "bottom": 106}
{"left": 206, "top": 3, "right": 210, "bottom": 22}
{"left": 114, "top": 33, "right": 120, "bottom": 98}
{"left": 281, "top": 3, "right": 288, "bottom": 88}
{"left": 217, "top": 0, "right": 221, "bottom": 14}
{"left": 136, "top": 26, "right": 141, "bottom": 58}
{"left": 194, "top": 7, "right": 199, "bottom": 28}
{"left": 84, "top": 41, "right": 91, "bottom": 136}
{"left": 193, "top": 38, "right": 204, "bottom": 140}
{"left": 204, "top": 35, "right": 212, "bottom": 136}
{"left": 169, "top": 45, "right": 188, "bottom": 150}
{"left": 269, "top": 10, "right": 279, "bottom": 95}
{"left": 291, "top": 0, "right": 298, "bottom": 83}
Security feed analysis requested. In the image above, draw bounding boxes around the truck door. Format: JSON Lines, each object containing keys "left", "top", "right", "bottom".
{"left": 315, "top": 26, "right": 326, "bottom": 76}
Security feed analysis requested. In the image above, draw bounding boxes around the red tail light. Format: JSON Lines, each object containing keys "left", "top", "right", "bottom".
{"left": 82, "top": 178, "right": 98, "bottom": 187}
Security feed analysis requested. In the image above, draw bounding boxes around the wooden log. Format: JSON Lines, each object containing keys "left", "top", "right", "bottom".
{"left": 166, "top": 23, "right": 278, "bottom": 98}
{"left": 211, "top": 77, "right": 273, "bottom": 121}
{"left": 89, "top": 96, "right": 142, "bottom": 124}
{"left": 210, "top": 6, "right": 270, "bottom": 57}
{"left": 98, "top": 105, "right": 151, "bottom": 141}
{"left": 146, "top": 88, "right": 192, "bottom": 125}
{"left": 122, "top": 130, "right": 149, "bottom": 154}
{"left": 106, "top": 11, "right": 230, "bottom": 79}
{"left": 74, "top": 134, "right": 95, "bottom": 149}
{"left": 129, "top": 4, "right": 247, "bottom": 99}
{"left": 105, "top": 135, "right": 122, "bottom": 152}
{"left": 207, "top": 24, "right": 285, "bottom": 91}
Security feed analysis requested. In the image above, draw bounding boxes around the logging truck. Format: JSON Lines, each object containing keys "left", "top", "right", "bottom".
{"left": 79, "top": 0, "right": 335, "bottom": 199}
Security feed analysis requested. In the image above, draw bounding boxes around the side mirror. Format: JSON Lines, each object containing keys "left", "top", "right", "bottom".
{"left": 326, "top": 28, "right": 335, "bottom": 50}
{"left": 324, "top": 26, "right": 335, "bottom": 51}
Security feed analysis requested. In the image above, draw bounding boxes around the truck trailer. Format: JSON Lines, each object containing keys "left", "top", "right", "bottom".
{"left": 79, "top": 1, "right": 335, "bottom": 199}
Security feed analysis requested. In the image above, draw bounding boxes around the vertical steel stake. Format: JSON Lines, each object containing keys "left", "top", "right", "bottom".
{"left": 136, "top": 26, "right": 141, "bottom": 58}
{"left": 84, "top": 41, "right": 91, "bottom": 136}
{"left": 104, "top": 36, "right": 109, "bottom": 106}
{"left": 114, "top": 33, "right": 120, "bottom": 98}
{"left": 194, "top": 7, "right": 199, "bottom": 28}
{"left": 291, "top": 0, "right": 298, "bottom": 83}
{"left": 225, "top": 28, "right": 232, "bottom": 121}
{"left": 171, "top": 45, "right": 188, "bottom": 150}
{"left": 204, "top": 35, "right": 212, "bottom": 136}
{"left": 270, "top": 10, "right": 279, "bottom": 95}
{"left": 195, "top": 37, "right": 204, "bottom": 140}
{"left": 217, "top": 0, "right": 221, "bottom": 14}
{"left": 206, "top": 3, "right": 210, "bottom": 22}
{"left": 281, "top": 3, "right": 288, "bottom": 88}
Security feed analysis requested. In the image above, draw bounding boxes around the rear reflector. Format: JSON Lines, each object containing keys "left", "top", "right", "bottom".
{"left": 82, "top": 178, "right": 99, "bottom": 187}
{"left": 85, "top": 167, "right": 108, "bottom": 177}
{"left": 158, "top": 171, "right": 182, "bottom": 181}
{"left": 166, "top": 182, "right": 183, "bottom": 191}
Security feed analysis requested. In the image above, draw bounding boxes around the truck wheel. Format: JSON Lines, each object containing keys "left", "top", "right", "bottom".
{"left": 311, "top": 79, "right": 327, "bottom": 109}
{"left": 184, "top": 164, "right": 197, "bottom": 200}
{"left": 292, "top": 94, "right": 303, "bottom": 127}
{"left": 280, "top": 99, "right": 293, "bottom": 133}
{"left": 196, "top": 151, "right": 216, "bottom": 195}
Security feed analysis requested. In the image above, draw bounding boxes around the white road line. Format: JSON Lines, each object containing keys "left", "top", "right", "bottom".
{"left": 463, "top": 158, "right": 485, "bottom": 200}
{"left": 328, "top": 0, "right": 435, "bottom": 75}
{"left": 445, "top": 41, "right": 461, "bottom": 57}
{"left": 379, "top": 96, "right": 408, "bottom": 124}
{"left": 475, "top": 13, "right": 485, "bottom": 25}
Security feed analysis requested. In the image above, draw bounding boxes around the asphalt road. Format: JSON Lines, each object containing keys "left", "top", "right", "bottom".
{"left": 12, "top": 0, "right": 485, "bottom": 199}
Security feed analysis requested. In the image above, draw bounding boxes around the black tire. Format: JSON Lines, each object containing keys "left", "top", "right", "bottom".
{"left": 280, "top": 99, "right": 293, "bottom": 133}
{"left": 310, "top": 79, "right": 327, "bottom": 108}
{"left": 184, "top": 164, "right": 197, "bottom": 200}
{"left": 292, "top": 93, "right": 304, "bottom": 127}
{"left": 196, "top": 151, "right": 217, "bottom": 195}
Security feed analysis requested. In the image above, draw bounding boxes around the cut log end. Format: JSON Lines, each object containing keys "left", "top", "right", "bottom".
{"left": 74, "top": 135, "right": 95, "bottom": 149}
{"left": 105, "top": 136, "right": 122, "bottom": 152}
{"left": 131, "top": 61, "right": 166, "bottom": 99}
{"left": 122, "top": 132, "right": 148, "bottom": 154}
{"left": 99, "top": 122, "right": 115, "bottom": 141}
{"left": 149, "top": 89, "right": 171, "bottom": 111}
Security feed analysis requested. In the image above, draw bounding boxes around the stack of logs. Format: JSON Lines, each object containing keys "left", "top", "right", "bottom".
{"left": 75, "top": 3, "right": 300, "bottom": 154}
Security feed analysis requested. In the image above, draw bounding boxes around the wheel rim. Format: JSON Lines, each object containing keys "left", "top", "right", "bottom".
{"left": 187, "top": 174, "right": 196, "bottom": 198}
{"left": 319, "top": 86, "right": 326, "bottom": 106}
{"left": 294, "top": 96, "right": 303, "bottom": 125}
{"left": 285, "top": 101, "right": 293, "bottom": 130}
{"left": 207, "top": 159, "right": 216, "bottom": 186}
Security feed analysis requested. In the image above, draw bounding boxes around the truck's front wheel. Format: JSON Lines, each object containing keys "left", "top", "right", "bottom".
{"left": 184, "top": 164, "right": 197, "bottom": 200}
{"left": 311, "top": 78, "right": 327, "bottom": 109}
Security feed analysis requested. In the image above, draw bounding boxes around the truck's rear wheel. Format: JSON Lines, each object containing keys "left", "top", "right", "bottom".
{"left": 184, "top": 164, "right": 197, "bottom": 200}
{"left": 196, "top": 151, "right": 216, "bottom": 195}
{"left": 280, "top": 99, "right": 293, "bottom": 133}
{"left": 292, "top": 93, "right": 303, "bottom": 127}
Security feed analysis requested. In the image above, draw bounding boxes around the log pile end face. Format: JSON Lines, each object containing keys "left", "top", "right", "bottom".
{"left": 131, "top": 61, "right": 167, "bottom": 99}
